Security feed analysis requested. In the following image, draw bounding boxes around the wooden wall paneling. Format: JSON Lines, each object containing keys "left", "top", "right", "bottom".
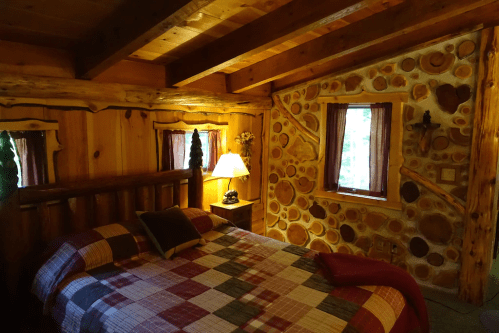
{"left": 0, "top": 105, "right": 45, "bottom": 119}
{"left": 44, "top": 109, "right": 89, "bottom": 182}
{"left": 459, "top": 26, "right": 499, "bottom": 306}
{"left": 93, "top": 60, "right": 166, "bottom": 88}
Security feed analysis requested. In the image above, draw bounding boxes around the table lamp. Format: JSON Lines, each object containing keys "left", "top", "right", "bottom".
{"left": 211, "top": 151, "right": 249, "bottom": 204}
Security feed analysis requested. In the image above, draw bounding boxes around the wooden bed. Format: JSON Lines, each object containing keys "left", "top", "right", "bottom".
{"left": 0, "top": 138, "right": 415, "bottom": 333}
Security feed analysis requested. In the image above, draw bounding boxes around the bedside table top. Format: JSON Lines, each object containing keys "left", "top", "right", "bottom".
{"left": 210, "top": 200, "right": 253, "bottom": 210}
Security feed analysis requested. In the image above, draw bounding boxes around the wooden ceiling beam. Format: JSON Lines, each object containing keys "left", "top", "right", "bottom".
{"left": 75, "top": 0, "right": 217, "bottom": 80}
{"left": 166, "top": 0, "right": 382, "bottom": 87}
{"left": 0, "top": 73, "right": 271, "bottom": 110}
{"left": 273, "top": 2, "right": 499, "bottom": 91}
{"left": 228, "top": 0, "right": 498, "bottom": 93}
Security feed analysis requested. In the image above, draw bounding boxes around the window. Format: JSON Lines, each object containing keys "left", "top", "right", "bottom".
{"left": 0, "top": 119, "right": 61, "bottom": 186}
{"left": 154, "top": 121, "right": 228, "bottom": 173}
{"left": 317, "top": 92, "right": 408, "bottom": 210}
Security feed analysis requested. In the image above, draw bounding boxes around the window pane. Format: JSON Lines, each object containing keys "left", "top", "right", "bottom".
{"left": 339, "top": 108, "right": 371, "bottom": 191}
{"left": 183, "top": 131, "right": 210, "bottom": 169}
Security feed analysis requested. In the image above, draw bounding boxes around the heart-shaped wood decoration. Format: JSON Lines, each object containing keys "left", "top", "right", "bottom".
{"left": 436, "top": 84, "right": 471, "bottom": 114}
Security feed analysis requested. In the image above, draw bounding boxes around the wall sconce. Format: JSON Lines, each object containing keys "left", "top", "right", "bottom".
{"left": 413, "top": 110, "right": 440, "bottom": 155}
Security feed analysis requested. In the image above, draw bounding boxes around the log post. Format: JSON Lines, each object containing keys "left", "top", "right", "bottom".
{"left": 458, "top": 26, "right": 499, "bottom": 305}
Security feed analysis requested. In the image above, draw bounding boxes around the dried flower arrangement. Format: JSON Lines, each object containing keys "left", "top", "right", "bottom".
{"left": 235, "top": 131, "right": 255, "bottom": 181}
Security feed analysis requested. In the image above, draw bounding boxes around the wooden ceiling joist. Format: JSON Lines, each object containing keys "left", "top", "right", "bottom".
{"left": 273, "top": 1, "right": 499, "bottom": 91}
{"left": 166, "top": 0, "right": 380, "bottom": 87}
{"left": 0, "top": 73, "right": 271, "bottom": 110}
{"left": 228, "top": 0, "right": 497, "bottom": 93}
{"left": 74, "top": 0, "right": 217, "bottom": 80}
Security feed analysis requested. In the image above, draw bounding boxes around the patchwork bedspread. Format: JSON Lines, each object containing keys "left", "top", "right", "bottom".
{"left": 41, "top": 226, "right": 406, "bottom": 333}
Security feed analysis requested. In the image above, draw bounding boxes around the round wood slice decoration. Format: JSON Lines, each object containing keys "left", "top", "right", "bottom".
{"left": 291, "top": 103, "right": 302, "bottom": 115}
{"left": 271, "top": 110, "right": 280, "bottom": 119}
{"left": 387, "top": 219, "right": 404, "bottom": 234}
{"left": 327, "top": 216, "right": 338, "bottom": 229}
{"left": 414, "top": 264, "right": 433, "bottom": 281}
{"left": 268, "top": 229, "right": 285, "bottom": 242}
{"left": 460, "top": 105, "right": 472, "bottom": 115}
{"left": 309, "top": 201, "right": 326, "bottom": 219}
{"left": 276, "top": 167, "right": 286, "bottom": 178}
{"left": 289, "top": 127, "right": 296, "bottom": 136}
{"left": 363, "top": 211, "right": 388, "bottom": 230}
{"left": 283, "top": 95, "right": 291, "bottom": 105}
{"left": 278, "top": 220, "right": 287, "bottom": 230}
{"left": 275, "top": 181, "right": 295, "bottom": 206}
{"left": 302, "top": 113, "right": 319, "bottom": 132}
{"left": 281, "top": 212, "right": 287, "bottom": 219}
{"left": 309, "top": 103, "right": 320, "bottom": 112}
{"left": 413, "top": 84, "right": 431, "bottom": 102}
{"left": 340, "top": 224, "right": 356, "bottom": 243}
{"left": 368, "top": 68, "right": 378, "bottom": 79}
{"left": 288, "top": 207, "right": 300, "bottom": 221}
{"left": 283, "top": 120, "right": 289, "bottom": 127}
{"left": 445, "top": 44, "right": 455, "bottom": 53}
{"left": 401, "top": 181, "right": 420, "bottom": 203}
{"left": 420, "top": 52, "right": 455, "bottom": 74}
{"left": 427, "top": 253, "right": 444, "bottom": 267}
{"left": 271, "top": 135, "right": 278, "bottom": 143}
{"left": 269, "top": 173, "right": 279, "bottom": 184}
{"left": 282, "top": 160, "right": 288, "bottom": 167}
{"left": 310, "top": 239, "right": 332, "bottom": 253}
{"left": 391, "top": 74, "right": 408, "bottom": 88}
{"left": 271, "top": 147, "right": 283, "bottom": 160}
{"left": 432, "top": 136, "right": 449, "bottom": 150}
{"left": 345, "top": 208, "right": 361, "bottom": 222}
{"left": 452, "top": 117, "right": 467, "bottom": 126}
{"left": 360, "top": 207, "right": 368, "bottom": 214}
{"left": 455, "top": 65, "right": 473, "bottom": 79}
{"left": 354, "top": 236, "right": 372, "bottom": 252}
{"left": 309, "top": 221, "right": 324, "bottom": 235}
{"left": 337, "top": 244, "right": 352, "bottom": 254}
{"left": 326, "top": 229, "right": 340, "bottom": 244}
{"left": 329, "top": 80, "right": 342, "bottom": 93}
{"left": 302, "top": 214, "right": 310, "bottom": 223}
{"left": 296, "top": 196, "right": 309, "bottom": 210}
{"left": 452, "top": 237, "right": 463, "bottom": 247}
{"left": 457, "top": 40, "right": 476, "bottom": 59}
{"left": 444, "top": 246, "right": 460, "bottom": 262}
{"left": 417, "top": 197, "right": 433, "bottom": 211}
{"left": 304, "top": 104, "right": 309, "bottom": 110}
{"left": 273, "top": 122, "right": 283, "bottom": 133}
{"left": 356, "top": 223, "right": 366, "bottom": 232}
{"left": 408, "top": 158, "right": 421, "bottom": 169}
{"left": 419, "top": 214, "right": 453, "bottom": 245}
{"left": 287, "top": 223, "right": 308, "bottom": 246}
{"left": 286, "top": 165, "right": 296, "bottom": 178}
{"left": 436, "top": 84, "right": 471, "bottom": 114}
{"left": 410, "top": 73, "right": 419, "bottom": 80}
{"left": 269, "top": 201, "right": 280, "bottom": 214}
{"left": 294, "top": 177, "right": 315, "bottom": 193}
{"left": 345, "top": 75, "right": 363, "bottom": 92}
{"left": 396, "top": 261, "right": 412, "bottom": 274}
{"left": 305, "top": 84, "right": 320, "bottom": 101}
{"left": 328, "top": 203, "right": 340, "bottom": 214}
{"left": 267, "top": 213, "right": 279, "bottom": 227}
{"left": 279, "top": 133, "right": 289, "bottom": 148}
{"left": 452, "top": 152, "right": 467, "bottom": 163}
{"left": 449, "top": 128, "right": 471, "bottom": 146}
{"left": 292, "top": 91, "right": 300, "bottom": 100}
{"left": 322, "top": 83, "right": 328, "bottom": 90}
{"left": 373, "top": 76, "right": 387, "bottom": 91}
{"left": 401, "top": 58, "right": 416, "bottom": 72}
{"left": 298, "top": 166, "right": 306, "bottom": 173}
{"left": 429, "top": 79, "right": 439, "bottom": 88}
{"left": 338, "top": 213, "right": 345, "bottom": 221}
{"left": 305, "top": 166, "right": 317, "bottom": 179}
{"left": 410, "top": 237, "right": 429, "bottom": 257}
{"left": 269, "top": 192, "right": 275, "bottom": 199}
{"left": 380, "top": 63, "right": 396, "bottom": 75}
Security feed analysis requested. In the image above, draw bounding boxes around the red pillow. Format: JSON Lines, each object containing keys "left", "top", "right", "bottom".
{"left": 182, "top": 208, "right": 229, "bottom": 234}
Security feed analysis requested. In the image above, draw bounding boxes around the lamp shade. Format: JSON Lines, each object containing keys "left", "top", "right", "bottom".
{"left": 211, "top": 152, "right": 249, "bottom": 178}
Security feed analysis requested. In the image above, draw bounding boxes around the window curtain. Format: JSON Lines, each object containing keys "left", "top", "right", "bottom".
{"left": 369, "top": 103, "right": 392, "bottom": 197}
{"left": 207, "top": 130, "right": 221, "bottom": 171}
{"left": 324, "top": 103, "right": 348, "bottom": 191}
{"left": 10, "top": 131, "right": 47, "bottom": 186}
{"left": 162, "top": 130, "right": 185, "bottom": 171}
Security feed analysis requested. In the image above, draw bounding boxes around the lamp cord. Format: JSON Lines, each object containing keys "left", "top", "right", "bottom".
{"left": 227, "top": 178, "right": 232, "bottom": 192}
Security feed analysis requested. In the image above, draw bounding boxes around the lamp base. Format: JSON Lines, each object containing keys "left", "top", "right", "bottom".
{"left": 222, "top": 189, "right": 239, "bottom": 204}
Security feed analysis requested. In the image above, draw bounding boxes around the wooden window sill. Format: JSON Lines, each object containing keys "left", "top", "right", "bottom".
{"left": 315, "top": 190, "right": 402, "bottom": 210}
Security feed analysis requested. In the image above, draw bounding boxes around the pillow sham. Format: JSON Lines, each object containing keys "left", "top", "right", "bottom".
{"left": 182, "top": 207, "right": 231, "bottom": 234}
{"left": 137, "top": 206, "right": 205, "bottom": 259}
{"left": 32, "top": 223, "right": 148, "bottom": 314}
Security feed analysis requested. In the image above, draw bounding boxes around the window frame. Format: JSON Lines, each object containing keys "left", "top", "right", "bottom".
{"left": 0, "top": 118, "right": 62, "bottom": 185}
{"left": 153, "top": 120, "right": 229, "bottom": 176}
{"left": 317, "top": 91, "right": 408, "bottom": 210}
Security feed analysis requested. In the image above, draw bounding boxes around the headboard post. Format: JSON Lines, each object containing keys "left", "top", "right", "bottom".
{"left": 187, "top": 129, "right": 204, "bottom": 209}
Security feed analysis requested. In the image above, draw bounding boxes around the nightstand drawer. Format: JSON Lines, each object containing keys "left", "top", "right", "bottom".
{"left": 210, "top": 200, "right": 254, "bottom": 232}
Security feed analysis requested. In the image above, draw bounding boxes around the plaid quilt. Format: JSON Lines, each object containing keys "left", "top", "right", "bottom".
{"left": 33, "top": 225, "right": 406, "bottom": 333}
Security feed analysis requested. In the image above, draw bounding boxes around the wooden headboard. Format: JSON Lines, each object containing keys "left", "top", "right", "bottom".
{"left": 0, "top": 136, "right": 204, "bottom": 304}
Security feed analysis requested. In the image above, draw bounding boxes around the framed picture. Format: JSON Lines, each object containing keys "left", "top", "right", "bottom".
{"left": 436, "top": 164, "right": 462, "bottom": 185}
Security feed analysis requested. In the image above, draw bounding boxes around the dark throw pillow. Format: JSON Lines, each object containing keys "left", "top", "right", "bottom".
{"left": 136, "top": 206, "right": 205, "bottom": 259}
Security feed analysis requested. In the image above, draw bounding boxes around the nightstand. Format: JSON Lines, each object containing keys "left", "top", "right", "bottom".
{"left": 210, "top": 200, "right": 254, "bottom": 232}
